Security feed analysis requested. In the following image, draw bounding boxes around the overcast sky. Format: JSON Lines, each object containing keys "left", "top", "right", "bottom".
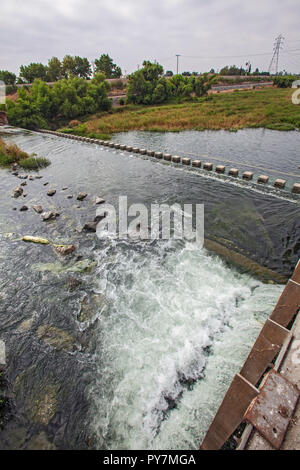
{"left": 1, "top": 0, "right": 300, "bottom": 76}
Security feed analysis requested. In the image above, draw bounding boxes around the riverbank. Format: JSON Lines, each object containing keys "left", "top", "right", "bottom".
{"left": 64, "top": 88, "right": 300, "bottom": 136}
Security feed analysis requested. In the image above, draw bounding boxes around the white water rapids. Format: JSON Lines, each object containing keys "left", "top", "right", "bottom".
{"left": 90, "top": 238, "right": 283, "bottom": 449}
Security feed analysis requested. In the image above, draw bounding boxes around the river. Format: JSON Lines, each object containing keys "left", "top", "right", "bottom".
{"left": 0, "top": 127, "right": 299, "bottom": 449}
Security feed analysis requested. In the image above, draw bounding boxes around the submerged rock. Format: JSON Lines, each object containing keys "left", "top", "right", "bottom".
{"left": 33, "top": 259, "right": 97, "bottom": 274}
{"left": 19, "top": 205, "right": 28, "bottom": 212}
{"left": 55, "top": 244, "right": 76, "bottom": 256}
{"left": 37, "top": 325, "right": 76, "bottom": 352}
{"left": 26, "top": 432, "right": 56, "bottom": 450}
{"left": 66, "top": 277, "right": 82, "bottom": 291}
{"left": 18, "top": 317, "right": 34, "bottom": 332}
{"left": 22, "top": 236, "right": 50, "bottom": 245}
{"left": 29, "top": 383, "right": 59, "bottom": 425}
{"left": 79, "top": 293, "right": 108, "bottom": 322}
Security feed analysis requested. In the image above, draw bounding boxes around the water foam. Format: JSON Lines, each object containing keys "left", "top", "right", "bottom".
{"left": 90, "top": 238, "right": 283, "bottom": 449}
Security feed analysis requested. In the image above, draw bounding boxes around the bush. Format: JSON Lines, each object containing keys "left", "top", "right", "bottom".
{"left": 19, "top": 156, "right": 51, "bottom": 169}
{"left": 88, "top": 132, "right": 111, "bottom": 140}
{"left": 6, "top": 76, "right": 112, "bottom": 130}
{"left": 273, "top": 76, "right": 297, "bottom": 88}
{"left": 0, "top": 137, "right": 49, "bottom": 169}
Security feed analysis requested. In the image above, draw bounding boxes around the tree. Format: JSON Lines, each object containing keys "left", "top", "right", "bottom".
{"left": 47, "top": 57, "right": 63, "bottom": 82}
{"left": 19, "top": 63, "right": 48, "bottom": 83}
{"left": 94, "top": 54, "right": 122, "bottom": 78}
{"left": 219, "top": 65, "right": 246, "bottom": 76}
{"left": 62, "top": 55, "right": 92, "bottom": 79}
{"left": 0, "top": 70, "right": 17, "bottom": 85}
{"left": 126, "top": 61, "right": 166, "bottom": 105}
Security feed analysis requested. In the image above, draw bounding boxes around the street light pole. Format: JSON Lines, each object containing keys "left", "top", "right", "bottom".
{"left": 175, "top": 54, "right": 181, "bottom": 74}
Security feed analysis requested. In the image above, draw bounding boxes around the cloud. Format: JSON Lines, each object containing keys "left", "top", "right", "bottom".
{"left": 1, "top": 0, "right": 299, "bottom": 75}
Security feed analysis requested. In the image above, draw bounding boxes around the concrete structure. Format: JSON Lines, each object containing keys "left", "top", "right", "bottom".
{"left": 229, "top": 168, "right": 239, "bottom": 177}
{"left": 274, "top": 179, "right": 286, "bottom": 189}
{"left": 35, "top": 130, "right": 300, "bottom": 197}
{"left": 154, "top": 152, "right": 163, "bottom": 159}
{"left": 242, "top": 171, "right": 254, "bottom": 180}
{"left": 201, "top": 259, "right": 300, "bottom": 451}
{"left": 215, "top": 165, "right": 225, "bottom": 174}
{"left": 203, "top": 162, "right": 213, "bottom": 171}
{"left": 292, "top": 183, "right": 300, "bottom": 194}
{"left": 257, "top": 175, "right": 269, "bottom": 184}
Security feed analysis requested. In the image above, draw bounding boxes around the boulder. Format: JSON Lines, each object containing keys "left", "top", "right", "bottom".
{"left": 19, "top": 205, "right": 28, "bottom": 212}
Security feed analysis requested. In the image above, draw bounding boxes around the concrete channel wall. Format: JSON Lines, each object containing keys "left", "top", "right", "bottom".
{"left": 201, "top": 259, "right": 300, "bottom": 450}
{"left": 37, "top": 130, "right": 300, "bottom": 194}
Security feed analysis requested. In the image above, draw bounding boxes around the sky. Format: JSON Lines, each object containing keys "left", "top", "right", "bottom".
{"left": 1, "top": 0, "right": 300, "bottom": 76}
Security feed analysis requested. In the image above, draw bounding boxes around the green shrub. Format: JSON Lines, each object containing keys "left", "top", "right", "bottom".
{"left": 19, "top": 156, "right": 51, "bottom": 169}
{"left": 89, "top": 132, "right": 111, "bottom": 140}
{"left": 273, "top": 76, "right": 297, "bottom": 88}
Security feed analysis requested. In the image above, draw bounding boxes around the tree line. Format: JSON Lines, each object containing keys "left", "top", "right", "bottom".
{"left": 0, "top": 54, "right": 122, "bottom": 88}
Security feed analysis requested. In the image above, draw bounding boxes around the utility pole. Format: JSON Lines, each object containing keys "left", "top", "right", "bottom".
{"left": 268, "top": 34, "right": 284, "bottom": 75}
{"left": 175, "top": 54, "right": 181, "bottom": 74}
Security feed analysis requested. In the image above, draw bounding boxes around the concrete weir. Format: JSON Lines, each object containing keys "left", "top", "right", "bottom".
{"left": 201, "top": 259, "right": 300, "bottom": 451}
{"left": 36, "top": 130, "right": 300, "bottom": 195}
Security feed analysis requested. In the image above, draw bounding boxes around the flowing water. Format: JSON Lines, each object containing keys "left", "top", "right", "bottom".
{"left": 0, "top": 127, "right": 299, "bottom": 449}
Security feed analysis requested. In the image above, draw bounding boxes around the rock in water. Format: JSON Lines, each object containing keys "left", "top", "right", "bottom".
{"left": 47, "top": 189, "right": 56, "bottom": 197}
{"left": 77, "top": 192, "right": 87, "bottom": 201}
{"left": 55, "top": 245, "right": 76, "bottom": 256}
{"left": 41, "top": 211, "right": 59, "bottom": 221}
{"left": 95, "top": 197, "right": 105, "bottom": 205}
{"left": 83, "top": 222, "right": 97, "bottom": 232}
{"left": 22, "top": 236, "right": 50, "bottom": 245}
{"left": 12, "top": 186, "right": 23, "bottom": 198}
{"left": 32, "top": 205, "right": 43, "bottom": 214}
{"left": 19, "top": 205, "right": 28, "bottom": 211}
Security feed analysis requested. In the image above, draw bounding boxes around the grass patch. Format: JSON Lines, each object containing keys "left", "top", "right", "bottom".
{"left": 0, "top": 137, "right": 49, "bottom": 170}
{"left": 81, "top": 88, "right": 300, "bottom": 134}
{"left": 19, "top": 157, "right": 50, "bottom": 170}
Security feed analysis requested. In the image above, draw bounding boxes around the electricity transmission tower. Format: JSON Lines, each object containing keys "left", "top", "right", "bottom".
{"left": 268, "top": 34, "right": 284, "bottom": 75}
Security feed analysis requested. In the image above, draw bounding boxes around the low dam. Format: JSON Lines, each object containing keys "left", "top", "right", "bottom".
{"left": 0, "top": 126, "right": 299, "bottom": 449}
